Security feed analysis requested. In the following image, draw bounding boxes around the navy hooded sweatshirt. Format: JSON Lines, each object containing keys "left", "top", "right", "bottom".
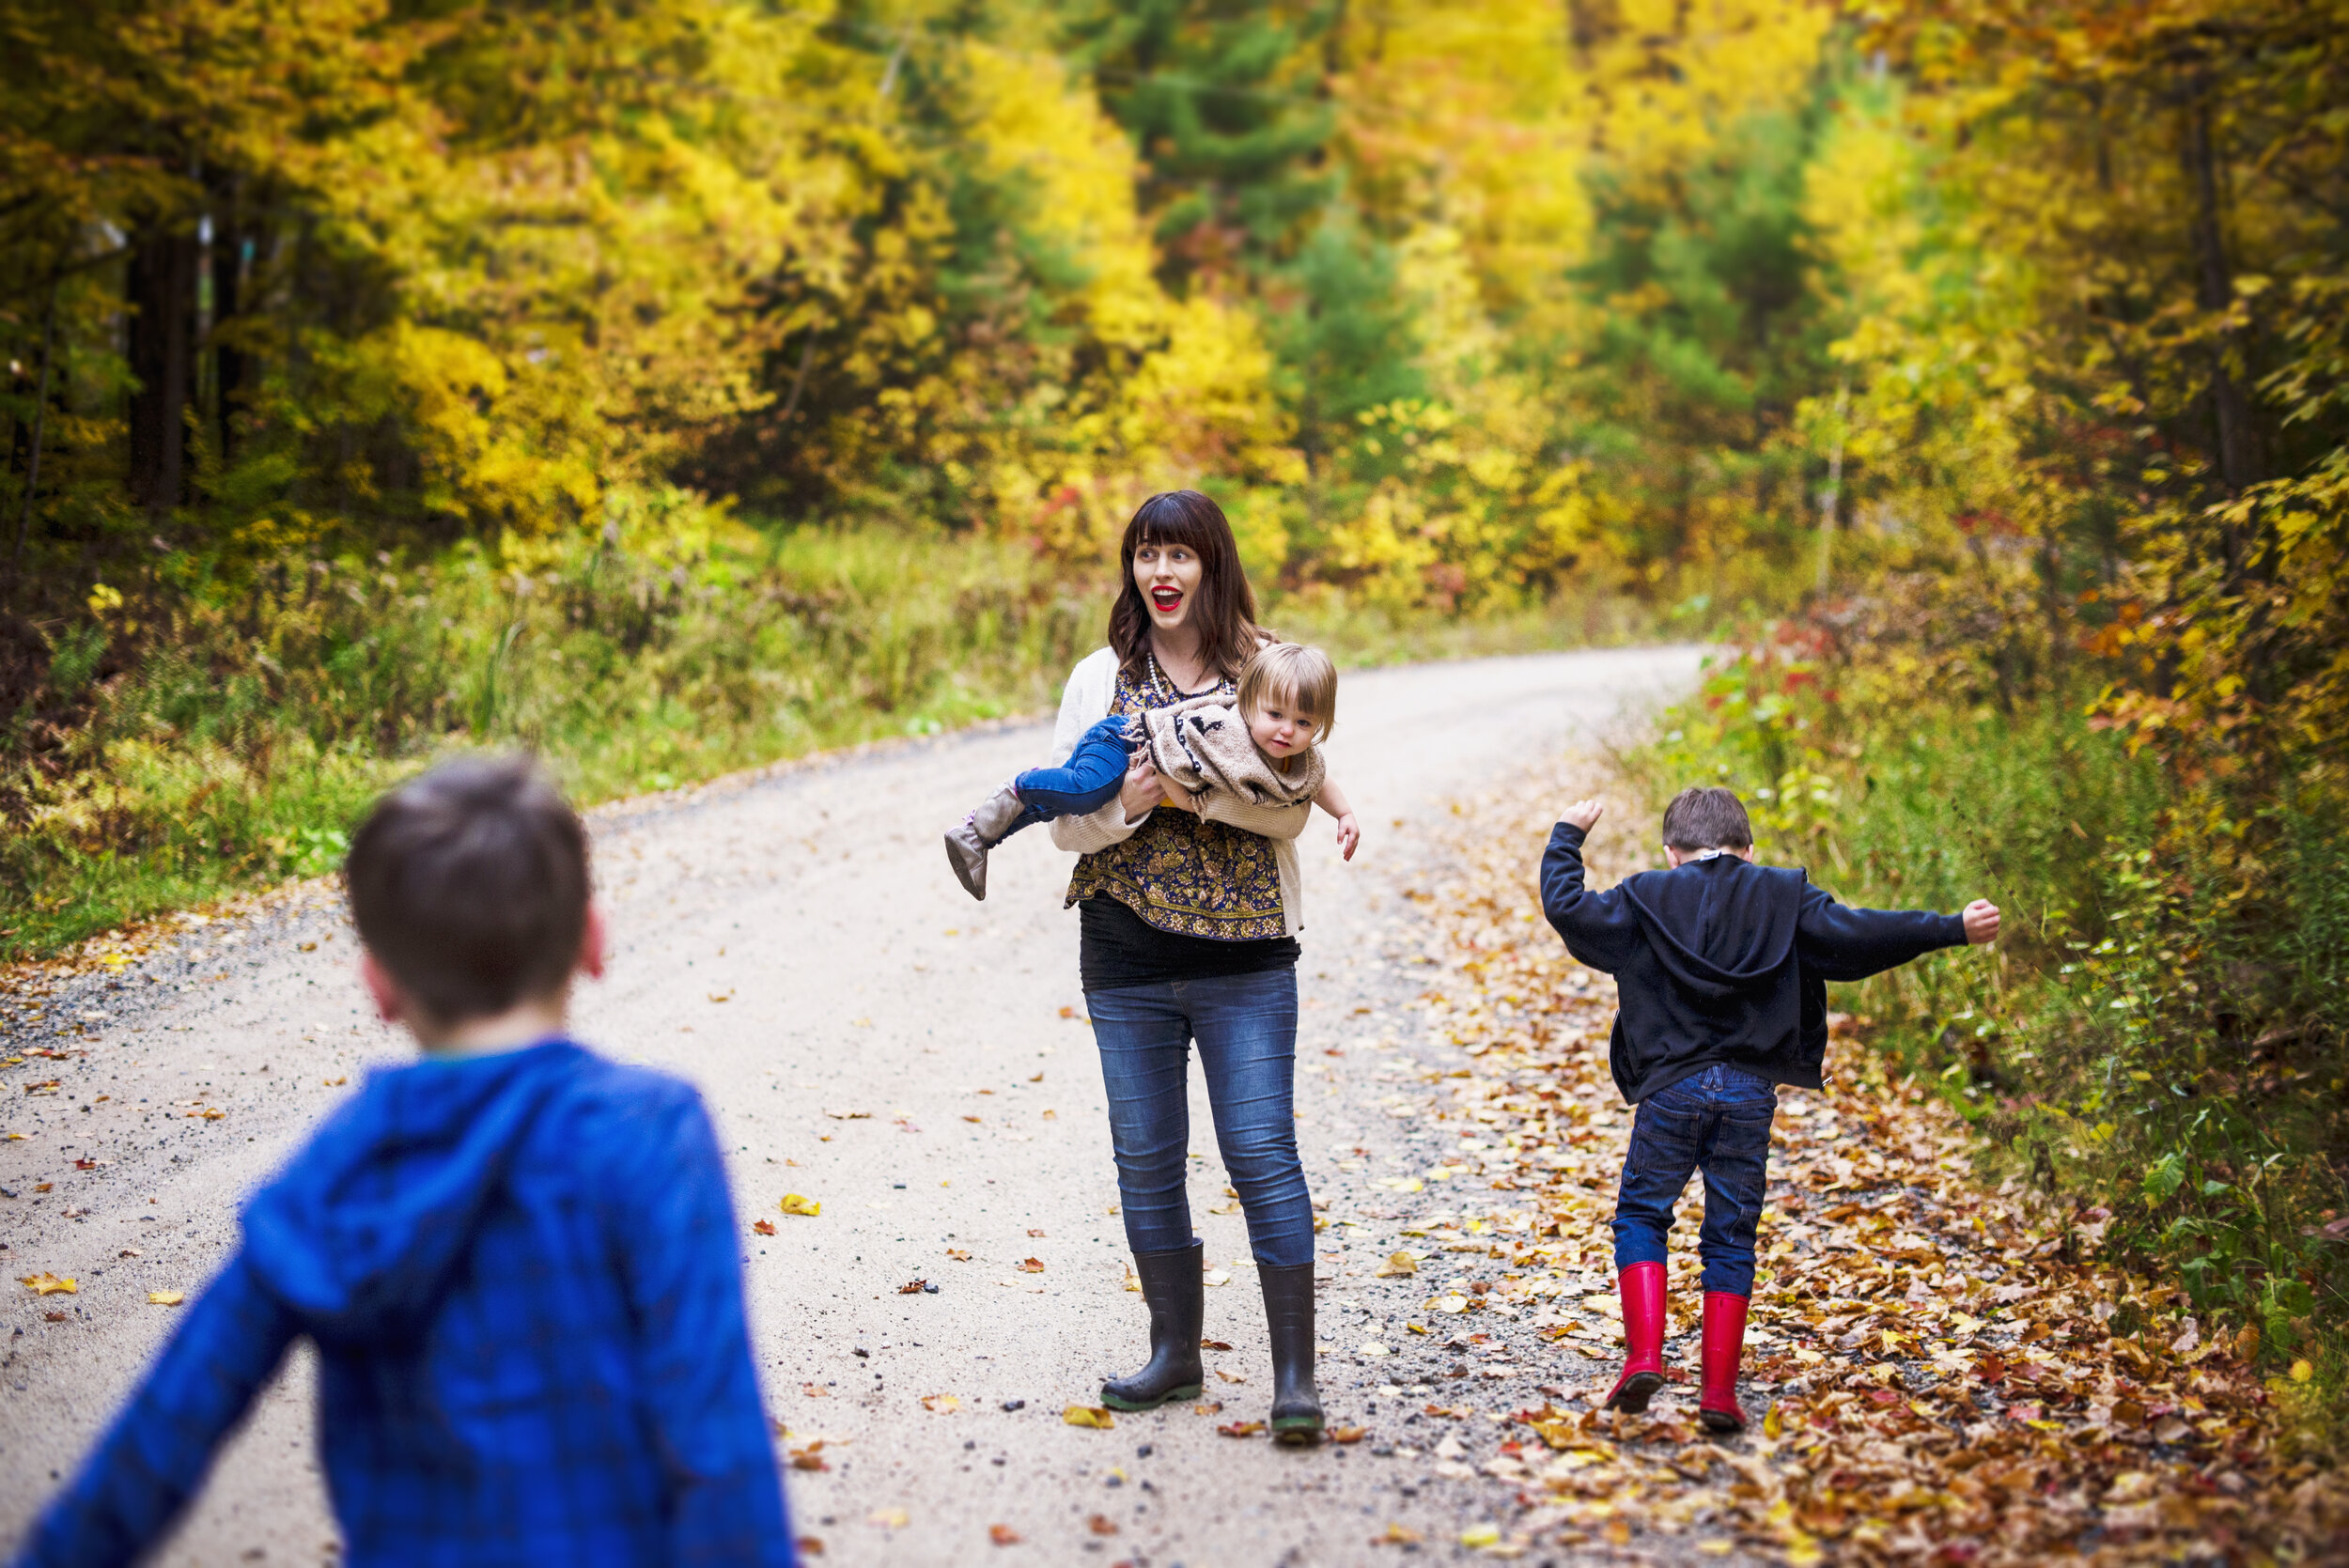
{"left": 1541, "top": 822, "right": 1967, "bottom": 1104}
{"left": 18, "top": 1040, "right": 792, "bottom": 1568}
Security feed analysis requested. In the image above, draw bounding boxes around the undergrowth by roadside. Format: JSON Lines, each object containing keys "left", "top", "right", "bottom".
{"left": 0, "top": 494, "right": 1649, "bottom": 963}
{"left": 1626, "top": 635, "right": 2349, "bottom": 1463}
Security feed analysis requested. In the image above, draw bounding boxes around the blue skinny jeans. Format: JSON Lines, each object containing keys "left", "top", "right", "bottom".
{"left": 1085, "top": 969, "right": 1315, "bottom": 1267}
{"left": 1610, "top": 1063, "right": 1777, "bottom": 1296}
{"left": 997, "top": 716, "right": 1136, "bottom": 841}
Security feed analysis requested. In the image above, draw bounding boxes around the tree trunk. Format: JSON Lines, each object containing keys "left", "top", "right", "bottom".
{"left": 211, "top": 197, "right": 248, "bottom": 461}
{"left": 128, "top": 223, "right": 197, "bottom": 527}
{"left": 2179, "top": 68, "right": 2262, "bottom": 500}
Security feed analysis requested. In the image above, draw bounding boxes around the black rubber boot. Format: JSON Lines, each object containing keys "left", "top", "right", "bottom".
{"left": 1100, "top": 1243, "right": 1205, "bottom": 1411}
{"left": 1259, "top": 1261, "right": 1324, "bottom": 1444}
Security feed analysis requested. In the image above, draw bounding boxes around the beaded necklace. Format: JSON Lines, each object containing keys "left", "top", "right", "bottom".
{"left": 1145, "top": 646, "right": 1220, "bottom": 704}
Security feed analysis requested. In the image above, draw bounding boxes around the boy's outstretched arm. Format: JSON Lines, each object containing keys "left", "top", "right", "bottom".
{"left": 1797, "top": 886, "right": 1992, "bottom": 981}
{"left": 1539, "top": 800, "right": 1641, "bottom": 973}
{"left": 610, "top": 1085, "right": 793, "bottom": 1566}
{"left": 18, "top": 1253, "right": 299, "bottom": 1568}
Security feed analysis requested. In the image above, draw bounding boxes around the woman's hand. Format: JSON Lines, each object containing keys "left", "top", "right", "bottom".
{"left": 1334, "top": 811, "right": 1361, "bottom": 862}
{"left": 1118, "top": 755, "right": 1167, "bottom": 823}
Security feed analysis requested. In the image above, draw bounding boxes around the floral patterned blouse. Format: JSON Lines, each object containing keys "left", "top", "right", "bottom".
{"left": 1064, "top": 660, "right": 1291, "bottom": 940}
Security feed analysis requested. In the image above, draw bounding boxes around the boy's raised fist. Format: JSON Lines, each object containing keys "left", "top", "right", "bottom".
{"left": 1962, "top": 899, "right": 2001, "bottom": 945}
{"left": 1561, "top": 798, "right": 1605, "bottom": 831}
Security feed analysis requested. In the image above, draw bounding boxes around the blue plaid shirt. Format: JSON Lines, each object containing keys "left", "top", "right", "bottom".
{"left": 17, "top": 1041, "right": 792, "bottom": 1567}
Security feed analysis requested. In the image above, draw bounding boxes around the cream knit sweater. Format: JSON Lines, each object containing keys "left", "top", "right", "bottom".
{"left": 1045, "top": 646, "right": 1309, "bottom": 937}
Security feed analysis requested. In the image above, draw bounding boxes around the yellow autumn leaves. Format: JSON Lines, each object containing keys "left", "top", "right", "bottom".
{"left": 20, "top": 1274, "right": 184, "bottom": 1306}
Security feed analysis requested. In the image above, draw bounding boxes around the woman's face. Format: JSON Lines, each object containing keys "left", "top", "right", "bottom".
{"left": 1132, "top": 537, "right": 1206, "bottom": 634}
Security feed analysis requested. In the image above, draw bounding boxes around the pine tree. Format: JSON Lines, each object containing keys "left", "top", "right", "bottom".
{"left": 1068, "top": 0, "right": 1337, "bottom": 292}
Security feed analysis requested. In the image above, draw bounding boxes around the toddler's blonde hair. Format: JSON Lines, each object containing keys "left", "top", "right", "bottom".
{"left": 1237, "top": 643, "right": 1338, "bottom": 741}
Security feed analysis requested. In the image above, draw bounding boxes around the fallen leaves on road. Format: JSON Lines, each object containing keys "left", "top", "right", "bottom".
{"left": 1201, "top": 1339, "right": 1234, "bottom": 1351}
{"left": 1088, "top": 1513, "right": 1119, "bottom": 1534}
{"left": 147, "top": 1291, "right": 184, "bottom": 1306}
{"left": 1062, "top": 1405, "right": 1115, "bottom": 1429}
{"left": 801, "top": 1383, "right": 831, "bottom": 1398}
{"left": 1217, "top": 1420, "right": 1267, "bottom": 1438}
{"left": 780, "top": 1194, "right": 820, "bottom": 1218}
{"left": 868, "top": 1508, "right": 908, "bottom": 1529}
{"left": 921, "top": 1393, "right": 959, "bottom": 1413}
{"left": 946, "top": 1249, "right": 972, "bottom": 1261}
{"left": 988, "top": 1524, "right": 1021, "bottom": 1545}
{"left": 752, "top": 1219, "right": 776, "bottom": 1235}
{"left": 1379, "top": 768, "right": 2349, "bottom": 1563}
{"left": 823, "top": 1109, "right": 871, "bottom": 1121}
{"left": 19, "top": 1273, "right": 73, "bottom": 1296}
{"left": 1374, "top": 1523, "right": 1423, "bottom": 1545}
{"left": 1375, "top": 1251, "right": 1419, "bottom": 1278}
{"left": 1018, "top": 1257, "right": 1045, "bottom": 1273}
{"left": 899, "top": 1279, "right": 930, "bottom": 1295}
{"left": 1330, "top": 1425, "right": 1368, "bottom": 1443}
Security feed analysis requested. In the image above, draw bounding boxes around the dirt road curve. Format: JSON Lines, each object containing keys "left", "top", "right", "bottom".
{"left": 0, "top": 645, "right": 1704, "bottom": 1566}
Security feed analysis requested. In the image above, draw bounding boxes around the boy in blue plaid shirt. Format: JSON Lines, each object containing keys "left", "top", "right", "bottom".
{"left": 17, "top": 758, "right": 793, "bottom": 1567}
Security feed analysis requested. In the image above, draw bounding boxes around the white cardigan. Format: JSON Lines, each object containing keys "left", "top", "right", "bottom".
{"left": 1046, "top": 646, "right": 1309, "bottom": 937}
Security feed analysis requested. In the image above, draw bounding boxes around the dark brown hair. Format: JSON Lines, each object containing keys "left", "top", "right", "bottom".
{"left": 1107, "top": 489, "right": 1266, "bottom": 684}
{"left": 345, "top": 755, "right": 591, "bottom": 1023}
{"left": 1660, "top": 786, "right": 1753, "bottom": 852}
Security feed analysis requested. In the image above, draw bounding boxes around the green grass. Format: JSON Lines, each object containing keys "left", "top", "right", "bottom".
{"left": 2, "top": 502, "right": 1653, "bottom": 964}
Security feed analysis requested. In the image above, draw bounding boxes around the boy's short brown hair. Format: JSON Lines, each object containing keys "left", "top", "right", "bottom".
{"left": 345, "top": 755, "right": 591, "bottom": 1023}
{"left": 1237, "top": 642, "right": 1338, "bottom": 740}
{"left": 1660, "top": 786, "right": 1753, "bottom": 852}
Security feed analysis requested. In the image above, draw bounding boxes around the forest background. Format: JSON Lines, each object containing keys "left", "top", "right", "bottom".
{"left": 3, "top": 0, "right": 2345, "bottom": 1430}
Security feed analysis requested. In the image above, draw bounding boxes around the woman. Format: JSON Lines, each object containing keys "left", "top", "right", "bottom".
{"left": 1047, "top": 489, "right": 1325, "bottom": 1442}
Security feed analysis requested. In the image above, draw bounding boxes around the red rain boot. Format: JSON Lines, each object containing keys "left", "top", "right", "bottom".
{"left": 1699, "top": 1291, "right": 1750, "bottom": 1433}
{"left": 1602, "top": 1261, "right": 1668, "bottom": 1413}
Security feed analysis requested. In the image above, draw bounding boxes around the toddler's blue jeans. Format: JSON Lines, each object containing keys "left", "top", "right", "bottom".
{"left": 1000, "top": 716, "right": 1136, "bottom": 839}
{"left": 1610, "top": 1063, "right": 1777, "bottom": 1296}
{"left": 1085, "top": 969, "right": 1315, "bottom": 1267}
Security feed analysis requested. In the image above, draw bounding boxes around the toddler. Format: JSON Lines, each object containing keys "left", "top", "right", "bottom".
{"left": 946, "top": 642, "right": 1359, "bottom": 900}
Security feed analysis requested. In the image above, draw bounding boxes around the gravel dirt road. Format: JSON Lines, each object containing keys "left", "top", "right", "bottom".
{"left": 0, "top": 645, "right": 1704, "bottom": 1566}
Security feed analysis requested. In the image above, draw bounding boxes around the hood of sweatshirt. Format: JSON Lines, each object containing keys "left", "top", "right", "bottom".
{"left": 1617, "top": 855, "right": 1811, "bottom": 1001}
{"left": 240, "top": 1038, "right": 585, "bottom": 1345}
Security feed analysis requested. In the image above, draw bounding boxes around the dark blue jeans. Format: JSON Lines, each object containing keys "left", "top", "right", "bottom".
{"left": 1611, "top": 1063, "right": 1777, "bottom": 1296}
{"left": 1086, "top": 969, "right": 1315, "bottom": 1267}
{"left": 1002, "top": 716, "right": 1136, "bottom": 839}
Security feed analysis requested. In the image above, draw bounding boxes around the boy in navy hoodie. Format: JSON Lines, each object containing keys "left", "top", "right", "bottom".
{"left": 18, "top": 758, "right": 792, "bottom": 1567}
{"left": 1541, "top": 786, "right": 1999, "bottom": 1433}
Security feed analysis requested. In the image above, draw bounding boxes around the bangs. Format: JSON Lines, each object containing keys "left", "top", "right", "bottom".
{"left": 1130, "top": 492, "right": 1223, "bottom": 554}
